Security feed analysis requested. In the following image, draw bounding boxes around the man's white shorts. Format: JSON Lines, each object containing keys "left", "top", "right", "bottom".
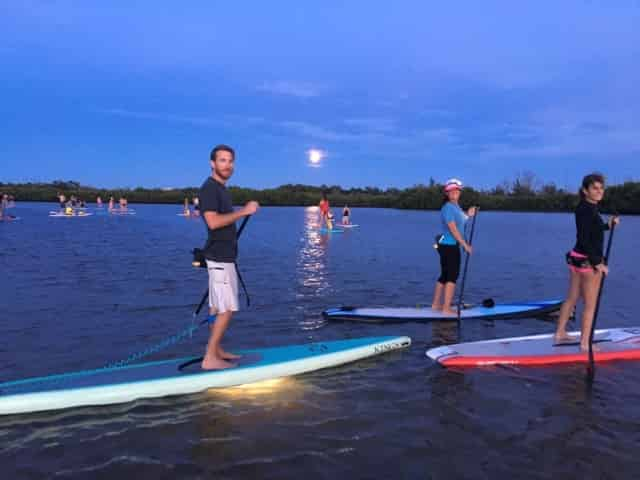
{"left": 206, "top": 260, "right": 239, "bottom": 313}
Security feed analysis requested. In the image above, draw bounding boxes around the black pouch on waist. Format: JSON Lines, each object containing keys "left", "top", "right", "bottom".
{"left": 433, "top": 234, "right": 444, "bottom": 250}
{"left": 192, "top": 248, "right": 207, "bottom": 268}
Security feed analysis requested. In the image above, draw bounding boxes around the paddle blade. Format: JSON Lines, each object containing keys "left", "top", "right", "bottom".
{"left": 482, "top": 298, "right": 495, "bottom": 308}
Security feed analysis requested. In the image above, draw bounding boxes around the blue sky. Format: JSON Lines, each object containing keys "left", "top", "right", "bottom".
{"left": 2, "top": 1, "right": 639, "bottom": 190}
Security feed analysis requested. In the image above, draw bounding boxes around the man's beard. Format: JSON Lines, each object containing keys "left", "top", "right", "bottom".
{"left": 216, "top": 168, "right": 233, "bottom": 180}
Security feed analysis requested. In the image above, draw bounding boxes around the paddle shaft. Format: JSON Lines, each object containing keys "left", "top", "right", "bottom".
{"left": 194, "top": 215, "right": 251, "bottom": 319}
{"left": 587, "top": 220, "right": 616, "bottom": 373}
{"left": 457, "top": 208, "right": 479, "bottom": 330}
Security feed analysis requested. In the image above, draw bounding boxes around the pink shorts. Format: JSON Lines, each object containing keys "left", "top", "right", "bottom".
{"left": 568, "top": 250, "right": 593, "bottom": 274}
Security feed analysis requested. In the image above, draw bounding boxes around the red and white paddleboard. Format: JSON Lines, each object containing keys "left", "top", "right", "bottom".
{"left": 426, "top": 327, "right": 640, "bottom": 367}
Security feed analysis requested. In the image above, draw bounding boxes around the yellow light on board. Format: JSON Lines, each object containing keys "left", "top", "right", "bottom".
{"left": 211, "top": 377, "right": 291, "bottom": 397}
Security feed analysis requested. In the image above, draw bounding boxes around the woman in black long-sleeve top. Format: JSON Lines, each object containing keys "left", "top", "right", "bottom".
{"left": 555, "top": 173, "right": 620, "bottom": 350}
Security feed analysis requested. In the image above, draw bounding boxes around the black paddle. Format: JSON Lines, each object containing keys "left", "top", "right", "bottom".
{"left": 194, "top": 215, "right": 252, "bottom": 322}
{"left": 587, "top": 217, "right": 617, "bottom": 379}
{"left": 456, "top": 207, "right": 479, "bottom": 333}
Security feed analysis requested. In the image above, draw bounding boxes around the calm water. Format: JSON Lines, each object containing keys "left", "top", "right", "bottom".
{"left": 1, "top": 203, "right": 639, "bottom": 479}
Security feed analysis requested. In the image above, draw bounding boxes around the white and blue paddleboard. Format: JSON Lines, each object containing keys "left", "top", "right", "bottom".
{"left": 0, "top": 336, "right": 411, "bottom": 415}
{"left": 323, "top": 300, "right": 563, "bottom": 323}
{"left": 109, "top": 209, "right": 136, "bottom": 215}
{"left": 319, "top": 227, "right": 344, "bottom": 233}
{"left": 49, "top": 211, "right": 93, "bottom": 217}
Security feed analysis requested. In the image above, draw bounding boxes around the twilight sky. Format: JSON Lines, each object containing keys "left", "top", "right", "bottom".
{"left": 2, "top": 1, "right": 639, "bottom": 189}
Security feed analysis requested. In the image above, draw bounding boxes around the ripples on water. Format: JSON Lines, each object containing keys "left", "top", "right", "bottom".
{"left": 1, "top": 204, "right": 639, "bottom": 478}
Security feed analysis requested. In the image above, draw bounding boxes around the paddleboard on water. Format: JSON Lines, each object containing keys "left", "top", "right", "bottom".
{"left": 319, "top": 228, "right": 344, "bottom": 233}
{"left": 0, "top": 216, "right": 20, "bottom": 222}
{"left": 0, "top": 335, "right": 411, "bottom": 415}
{"left": 426, "top": 328, "right": 640, "bottom": 366}
{"left": 338, "top": 224, "right": 359, "bottom": 228}
{"left": 49, "top": 212, "right": 93, "bottom": 217}
{"left": 323, "top": 299, "right": 563, "bottom": 323}
{"left": 110, "top": 209, "right": 136, "bottom": 215}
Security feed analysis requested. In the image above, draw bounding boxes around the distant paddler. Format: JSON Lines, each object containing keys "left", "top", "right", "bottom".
{"left": 326, "top": 211, "right": 335, "bottom": 230}
{"left": 108, "top": 196, "right": 115, "bottom": 211}
{"left": 319, "top": 192, "right": 331, "bottom": 229}
{"left": 183, "top": 197, "right": 191, "bottom": 216}
{"left": 342, "top": 205, "right": 351, "bottom": 225}
{"left": 0, "top": 193, "right": 8, "bottom": 220}
{"left": 57, "top": 192, "right": 66, "bottom": 211}
{"left": 192, "top": 196, "right": 200, "bottom": 216}
{"left": 96, "top": 196, "right": 103, "bottom": 208}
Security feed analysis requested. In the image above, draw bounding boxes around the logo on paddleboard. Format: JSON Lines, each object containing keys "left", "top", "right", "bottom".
{"left": 374, "top": 343, "right": 403, "bottom": 353}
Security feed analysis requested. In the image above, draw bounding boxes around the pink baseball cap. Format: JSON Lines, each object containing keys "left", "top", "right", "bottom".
{"left": 444, "top": 178, "right": 463, "bottom": 192}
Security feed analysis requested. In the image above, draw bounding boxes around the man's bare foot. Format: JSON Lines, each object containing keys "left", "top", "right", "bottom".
{"left": 431, "top": 304, "right": 442, "bottom": 311}
{"left": 201, "top": 356, "right": 237, "bottom": 370}
{"left": 218, "top": 349, "right": 242, "bottom": 360}
{"left": 441, "top": 309, "right": 456, "bottom": 316}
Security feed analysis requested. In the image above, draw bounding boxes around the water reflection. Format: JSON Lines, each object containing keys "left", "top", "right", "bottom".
{"left": 209, "top": 377, "right": 303, "bottom": 399}
{"left": 431, "top": 321, "right": 461, "bottom": 346}
{"left": 296, "top": 207, "right": 331, "bottom": 331}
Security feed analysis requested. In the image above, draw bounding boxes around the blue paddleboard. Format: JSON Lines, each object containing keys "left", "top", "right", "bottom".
{"left": 0, "top": 335, "right": 411, "bottom": 415}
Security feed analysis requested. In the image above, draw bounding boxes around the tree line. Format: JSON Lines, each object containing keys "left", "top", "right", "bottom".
{"left": 1, "top": 175, "right": 638, "bottom": 214}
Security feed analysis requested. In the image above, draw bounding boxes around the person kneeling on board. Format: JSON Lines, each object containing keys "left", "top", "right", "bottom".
{"left": 342, "top": 205, "right": 351, "bottom": 225}
{"left": 431, "top": 178, "right": 476, "bottom": 315}
{"left": 554, "top": 173, "right": 620, "bottom": 351}
{"left": 199, "top": 144, "right": 259, "bottom": 369}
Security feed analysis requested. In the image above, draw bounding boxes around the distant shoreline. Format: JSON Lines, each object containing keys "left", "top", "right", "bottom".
{"left": 23, "top": 200, "right": 627, "bottom": 216}
{"left": 1, "top": 180, "right": 638, "bottom": 214}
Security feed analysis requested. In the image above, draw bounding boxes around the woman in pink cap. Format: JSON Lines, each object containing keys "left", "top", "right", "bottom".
{"left": 431, "top": 178, "right": 476, "bottom": 315}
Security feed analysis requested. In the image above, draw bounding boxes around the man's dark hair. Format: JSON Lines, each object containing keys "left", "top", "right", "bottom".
{"left": 580, "top": 172, "right": 605, "bottom": 199}
{"left": 210, "top": 144, "right": 235, "bottom": 162}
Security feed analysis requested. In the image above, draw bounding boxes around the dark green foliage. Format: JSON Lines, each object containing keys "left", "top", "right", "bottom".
{"left": 1, "top": 178, "right": 638, "bottom": 214}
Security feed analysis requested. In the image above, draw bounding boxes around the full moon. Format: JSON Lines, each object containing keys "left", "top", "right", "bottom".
{"left": 308, "top": 149, "right": 323, "bottom": 164}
